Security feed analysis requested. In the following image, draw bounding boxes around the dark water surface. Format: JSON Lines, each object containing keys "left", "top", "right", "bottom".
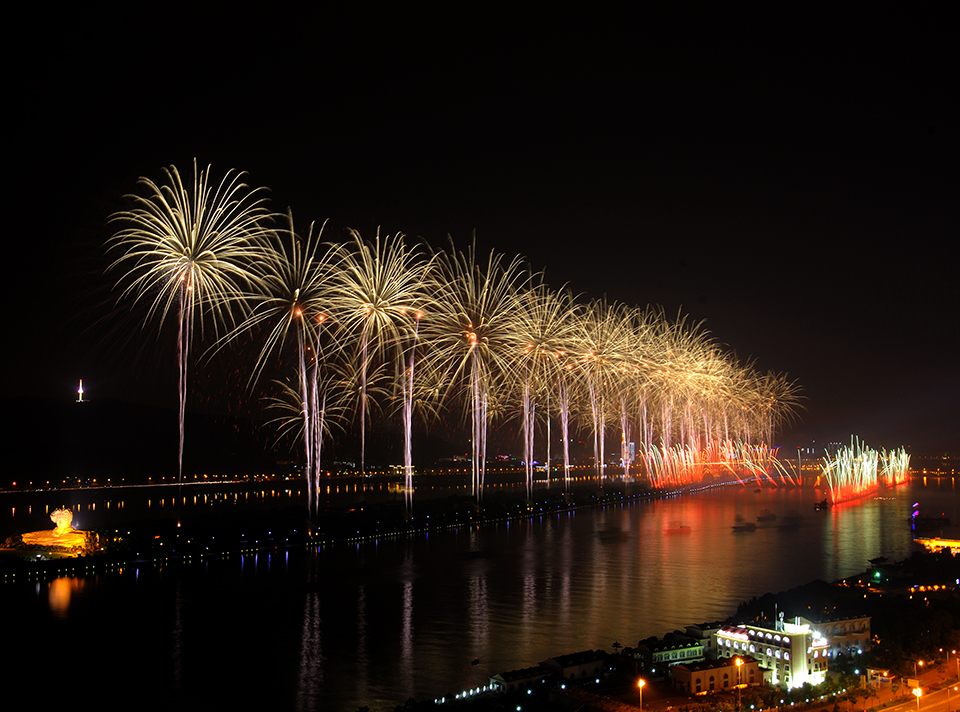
{"left": 2, "top": 476, "right": 957, "bottom": 710}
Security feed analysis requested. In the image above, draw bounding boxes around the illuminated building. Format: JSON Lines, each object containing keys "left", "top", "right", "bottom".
{"left": 634, "top": 633, "right": 706, "bottom": 669}
{"left": 801, "top": 613, "right": 871, "bottom": 658}
{"left": 539, "top": 650, "right": 608, "bottom": 682}
{"left": 488, "top": 666, "right": 551, "bottom": 692}
{"left": 914, "top": 536, "right": 960, "bottom": 555}
{"left": 715, "top": 617, "right": 829, "bottom": 689}
{"left": 684, "top": 622, "right": 724, "bottom": 658}
{"left": 672, "top": 655, "right": 761, "bottom": 694}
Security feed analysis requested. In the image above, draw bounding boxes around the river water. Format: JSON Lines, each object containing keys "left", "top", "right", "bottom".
{"left": 2, "top": 476, "right": 957, "bottom": 710}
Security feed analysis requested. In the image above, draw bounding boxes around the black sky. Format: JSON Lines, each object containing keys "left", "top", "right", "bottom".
{"left": 9, "top": 7, "right": 958, "bottom": 453}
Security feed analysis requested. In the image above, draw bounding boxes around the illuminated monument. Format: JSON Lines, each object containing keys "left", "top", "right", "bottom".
{"left": 15, "top": 508, "right": 99, "bottom": 555}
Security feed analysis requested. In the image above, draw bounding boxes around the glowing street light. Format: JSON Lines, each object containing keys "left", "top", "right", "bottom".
{"left": 736, "top": 657, "right": 743, "bottom": 712}
{"left": 913, "top": 687, "right": 921, "bottom": 712}
{"left": 638, "top": 678, "right": 646, "bottom": 711}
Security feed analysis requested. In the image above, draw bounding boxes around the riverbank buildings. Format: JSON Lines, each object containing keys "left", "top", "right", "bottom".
{"left": 716, "top": 617, "right": 830, "bottom": 688}
{"left": 634, "top": 611, "right": 868, "bottom": 691}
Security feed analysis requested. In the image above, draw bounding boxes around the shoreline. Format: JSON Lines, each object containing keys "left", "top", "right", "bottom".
{"left": 2, "top": 477, "right": 720, "bottom": 582}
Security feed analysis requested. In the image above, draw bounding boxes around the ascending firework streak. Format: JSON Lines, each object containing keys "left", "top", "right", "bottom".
{"left": 106, "top": 161, "right": 270, "bottom": 486}
{"left": 401, "top": 315, "right": 422, "bottom": 513}
{"left": 558, "top": 377, "right": 572, "bottom": 490}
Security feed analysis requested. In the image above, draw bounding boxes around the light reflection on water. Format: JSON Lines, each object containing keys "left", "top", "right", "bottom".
{"left": 2, "top": 477, "right": 957, "bottom": 710}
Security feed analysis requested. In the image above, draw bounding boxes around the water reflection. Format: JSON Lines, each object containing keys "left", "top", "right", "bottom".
{"left": 6, "top": 477, "right": 960, "bottom": 710}
{"left": 295, "top": 559, "right": 322, "bottom": 711}
{"left": 47, "top": 576, "right": 82, "bottom": 619}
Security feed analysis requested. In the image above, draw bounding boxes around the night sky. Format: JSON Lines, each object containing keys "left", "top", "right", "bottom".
{"left": 9, "top": 8, "right": 958, "bottom": 454}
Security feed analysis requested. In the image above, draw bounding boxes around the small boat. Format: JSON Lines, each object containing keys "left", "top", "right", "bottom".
{"left": 814, "top": 499, "right": 829, "bottom": 511}
{"left": 757, "top": 510, "right": 777, "bottom": 522}
{"left": 732, "top": 522, "right": 757, "bottom": 532}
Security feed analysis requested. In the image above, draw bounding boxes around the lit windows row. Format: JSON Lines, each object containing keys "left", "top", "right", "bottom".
{"left": 720, "top": 637, "right": 789, "bottom": 660}
{"left": 746, "top": 630, "right": 791, "bottom": 645}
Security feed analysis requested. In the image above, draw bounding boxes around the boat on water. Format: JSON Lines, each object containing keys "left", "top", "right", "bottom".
{"left": 732, "top": 522, "right": 757, "bottom": 532}
{"left": 757, "top": 510, "right": 776, "bottom": 522}
{"left": 814, "top": 499, "right": 829, "bottom": 511}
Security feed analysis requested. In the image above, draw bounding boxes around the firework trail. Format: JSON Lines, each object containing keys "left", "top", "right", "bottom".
{"left": 106, "top": 168, "right": 810, "bottom": 507}
{"left": 206, "top": 211, "right": 340, "bottom": 518}
{"left": 428, "top": 239, "right": 527, "bottom": 501}
{"left": 327, "top": 229, "right": 433, "bottom": 473}
{"left": 107, "top": 161, "right": 271, "bottom": 485}
{"left": 509, "top": 280, "right": 577, "bottom": 497}
{"left": 402, "top": 315, "right": 422, "bottom": 514}
{"left": 820, "top": 437, "right": 879, "bottom": 504}
{"left": 881, "top": 447, "right": 910, "bottom": 486}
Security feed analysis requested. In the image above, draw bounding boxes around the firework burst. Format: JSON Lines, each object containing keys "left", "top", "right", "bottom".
{"left": 427, "top": 239, "right": 528, "bottom": 501}
{"left": 106, "top": 160, "right": 271, "bottom": 483}
{"left": 326, "top": 230, "right": 435, "bottom": 476}
{"left": 104, "top": 166, "right": 814, "bottom": 508}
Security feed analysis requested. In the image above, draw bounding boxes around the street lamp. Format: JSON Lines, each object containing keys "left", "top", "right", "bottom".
{"left": 736, "top": 657, "right": 743, "bottom": 712}
{"left": 638, "top": 678, "right": 646, "bottom": 711}
{"left": 913, "top": 687, "right": 921, "bottom": 712}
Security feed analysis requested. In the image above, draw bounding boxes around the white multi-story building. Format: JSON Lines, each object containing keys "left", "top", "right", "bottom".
{"left": 716, "top": 617, "right": 830, "bottom": 689}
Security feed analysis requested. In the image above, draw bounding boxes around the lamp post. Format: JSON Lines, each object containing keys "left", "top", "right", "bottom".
{"left": 913, "top": 687, "right": 921, "bottom": 712}
{"left": 736, "top": 657, "right": 743, "bottom": 712}
{"left": 638, "top": 678, "right": 645, "bottom": 711}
